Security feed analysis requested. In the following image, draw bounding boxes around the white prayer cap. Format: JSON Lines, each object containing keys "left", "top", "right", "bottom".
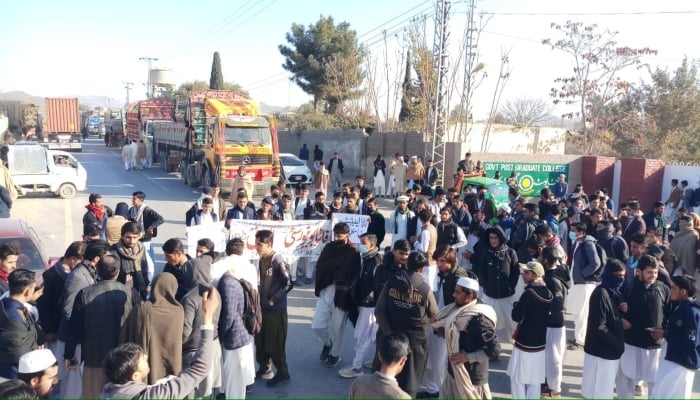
{"left": 396, "top": 195, "right": 410, "bottom": 202}
{"left": 457, "top": 277, "right": 479, "bottom": 292}
{"left": 18, "top": 349, "right": 56, "bottom": 374}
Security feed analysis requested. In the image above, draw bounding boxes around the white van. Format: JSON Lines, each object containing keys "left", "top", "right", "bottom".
{"left": 6, "top": 142, "right": 87, "bottom": 198}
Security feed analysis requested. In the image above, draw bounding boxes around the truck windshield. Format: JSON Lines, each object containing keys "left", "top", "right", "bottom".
{"left": 225, "top": 127, "right": 271, "bottom": 146}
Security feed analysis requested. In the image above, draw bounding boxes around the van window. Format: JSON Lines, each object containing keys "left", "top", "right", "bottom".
{"left": 12, "top": 146, "right": 48, "bottom": 174}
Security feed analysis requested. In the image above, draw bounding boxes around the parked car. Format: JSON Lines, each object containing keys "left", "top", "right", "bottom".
{"left": 279, "top": 153, "right": 313, "bottom": 185}
{"left": 0, "top": 219, "right": 56, "bottom": 275}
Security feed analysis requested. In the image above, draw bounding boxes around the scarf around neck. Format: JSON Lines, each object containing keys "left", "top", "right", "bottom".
{"left": 86, "top": 204, "right": 104, "bottom": 222}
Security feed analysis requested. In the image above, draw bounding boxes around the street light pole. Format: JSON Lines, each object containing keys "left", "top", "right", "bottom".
{"left": 138, "top": 56, "right": 159, "bottom": 98}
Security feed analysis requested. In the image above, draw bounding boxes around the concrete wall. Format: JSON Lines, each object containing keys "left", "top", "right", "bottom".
{"left": 661, "top": 164, "right": 700, "bottom": 202}
{"left": 446, "top": 123, "right": 567, "bottom": 154}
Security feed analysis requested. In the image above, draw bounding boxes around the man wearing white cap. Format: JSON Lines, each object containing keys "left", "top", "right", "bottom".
{"left": 507, "top": 261, "right": 553, "bottom": 399}
{"left": 17, "top": 349, "right": 58, "bottom": 398}
{"left": 387, "top": 195, "right": 415, "bottom": 245}
{"left": 431, "top": 275, "right": 498, "bottom": 399}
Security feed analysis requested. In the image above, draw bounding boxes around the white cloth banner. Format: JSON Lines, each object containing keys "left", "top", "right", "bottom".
{"left": 190, "top": 214, "right": 369, "bottom": 260}
{"left": 186, "top": 222, "right": 228, "bottom": 258}
{"left": 330, "top": 213, "right": 371, "bottom": 243}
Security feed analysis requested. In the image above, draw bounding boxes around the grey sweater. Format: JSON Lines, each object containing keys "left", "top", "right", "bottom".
{"left": 98, "top": 328, "right": 213, "bottom": 399}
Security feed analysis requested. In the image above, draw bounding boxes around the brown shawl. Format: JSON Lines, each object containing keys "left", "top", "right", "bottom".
{"left": 121, "top": 273, "right": 184, "bottom": 384}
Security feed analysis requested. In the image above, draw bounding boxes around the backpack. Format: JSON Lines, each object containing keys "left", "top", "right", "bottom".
{"left": 185, "top": 202, "right": 197, "bottom": 227}
{"left": 582, "top": 240, "right": 607, "bottom": 280}
{"left": 219, "top": 272, "right": 262, "bottom": 335}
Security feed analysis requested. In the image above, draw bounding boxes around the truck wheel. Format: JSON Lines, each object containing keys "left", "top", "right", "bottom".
{"left": 180, "top": 161, "right": 188, "bottom": 185}
{"left": 202, "top": 164, "right": 212, "bottom": 188}
{"left": 57, "top": 183, "right": 77, "bottom": 199}
{"left": 187, "top": 165, "right": 200, "bottom": 188}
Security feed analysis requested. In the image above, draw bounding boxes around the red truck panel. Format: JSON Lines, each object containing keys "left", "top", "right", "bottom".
{"left": 44, "top": 98, "right": 80, "bottom": 133}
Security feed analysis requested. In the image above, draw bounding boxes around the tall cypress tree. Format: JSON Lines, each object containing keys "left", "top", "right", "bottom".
{"left": 209, "top": 52, "right": 224, "bottom": 90}
{"left": 398, "top": 50, "right": 414, "bottom": 122}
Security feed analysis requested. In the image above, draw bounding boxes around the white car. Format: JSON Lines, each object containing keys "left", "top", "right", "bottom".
{"left": 279, "top": 153, "right": 313, "bottom": 185}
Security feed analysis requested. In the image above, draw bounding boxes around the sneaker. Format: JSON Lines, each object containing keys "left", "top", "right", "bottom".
{"left": 566, "top": 342, "right": 583, "bottom": 351}
{"left": 266, "top": 374, "right": 290, "bottom": 387}
{"left": 549, "top": 391, "right": 561, "bottom": 399}
{"left": 305, "top": 277, "right": 313, "bottom": 285}
{"left": 363, "top": 360, "right": 374, "bottom": 369}
{"left": 324, "top": 355, "right": 341, "bottom": 367}
{"left": 255, "top": 367, "right": 274, "bottom": 380}
{"left": 634, "top": 385, "right": 643, "bottom": 396}
{"left": 320, "top": 343, "right": 332, "bottom": 361}
{"left": 338, "top": 367, "right": 363, "bottom": 378}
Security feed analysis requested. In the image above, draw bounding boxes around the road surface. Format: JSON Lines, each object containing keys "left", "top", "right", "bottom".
{"left": 9, "top": 139, "right": 700, "bottom": 398}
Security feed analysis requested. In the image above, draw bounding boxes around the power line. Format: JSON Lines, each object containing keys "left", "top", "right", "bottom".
{"left": 476, "top": 10, "right": 700, "bottom": 16}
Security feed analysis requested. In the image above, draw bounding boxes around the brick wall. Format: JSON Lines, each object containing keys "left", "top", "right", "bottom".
{"left": 580, "top": 156, "right": 616, "bottom": 194}
{"left": 618, "top": 158, "right": 665, "bottom": 211}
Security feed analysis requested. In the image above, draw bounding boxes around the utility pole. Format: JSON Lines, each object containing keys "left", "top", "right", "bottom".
{"left": 458, "top": 0, "right": 477, "bottom": 143}
{"left": 139, "top": 56, "right": 159, "bottom": 98}
{"left": 122, "top": 82, "right": 133, "bottom": 106}
{"left": 430, "top": 0, "right": 450, "bottom": 187}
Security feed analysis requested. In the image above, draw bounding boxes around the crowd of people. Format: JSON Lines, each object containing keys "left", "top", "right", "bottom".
{"left": 1, "top": 143, "right": 700, "bottom": 400}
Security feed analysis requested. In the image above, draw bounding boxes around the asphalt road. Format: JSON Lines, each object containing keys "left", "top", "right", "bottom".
{"left": 9, "top": 139, "right": 700, "bottom": 399}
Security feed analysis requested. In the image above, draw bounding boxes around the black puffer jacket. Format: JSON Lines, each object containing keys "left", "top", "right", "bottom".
{"left": 478, "top": 226, "right": 519, "bottom": 299}
{"left": 543, "top": 264, "right": 571, "bottom": 327}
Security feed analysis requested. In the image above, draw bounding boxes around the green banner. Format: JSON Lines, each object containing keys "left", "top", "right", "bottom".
{"left": 481, "top": 161, "right": 569, "bottom": 197}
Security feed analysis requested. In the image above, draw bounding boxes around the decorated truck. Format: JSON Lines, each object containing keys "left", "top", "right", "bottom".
{"left": 152, "top": 90, "right": 280, "bottom": 195}
{"left": 41, "top": 98, "right": 82, "bottom": 151}
{"left": 125, "top": 98, "right": 175, "bottom": 143}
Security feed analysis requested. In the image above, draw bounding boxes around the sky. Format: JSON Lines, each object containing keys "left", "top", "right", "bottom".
{"left": 0, "top": 0, "right": 698, "bottom": 119}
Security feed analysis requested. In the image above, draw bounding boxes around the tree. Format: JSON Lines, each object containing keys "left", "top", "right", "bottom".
{"left": 542, "top": 21, "right": 656, "bottom": 154}
{"left": 279, "top": 16, "right": 364, "bottom": 113}
{"left": 398, "top": 50, "right": 418, "bottom": 123}
{"left": 500, "top": 97, "right": 554, "bottom": 128}
{"left": 209, "top": 52, "right": 224, "bottom": 90}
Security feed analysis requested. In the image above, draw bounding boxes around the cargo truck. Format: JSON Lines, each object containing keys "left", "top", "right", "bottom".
{"left": 41, "top": 98, "right": 82, "bottom": 151}
{"left": 151, "top": 90, "right": 280, "bottom": 195}
{"left": 125, "top": 98, "right": 175, "bottom": 143}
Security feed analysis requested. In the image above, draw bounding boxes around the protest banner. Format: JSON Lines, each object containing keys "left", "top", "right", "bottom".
{"left": 226, "top": 219, "right": 331, "bottom": 260}
{"left": 186, "top": 222, "right": 228, "bottom": 258}
{"left": 330, "top": 213, "right": 371, "bottom": 243}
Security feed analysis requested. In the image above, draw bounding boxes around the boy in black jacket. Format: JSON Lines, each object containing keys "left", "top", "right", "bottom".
{"left": 581, "top": 259, "right": 625, "bottom": 399}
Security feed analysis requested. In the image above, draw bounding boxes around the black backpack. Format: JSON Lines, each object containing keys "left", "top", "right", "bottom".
{"left": 219, "top": 273, "right": 262, "bottom": 335}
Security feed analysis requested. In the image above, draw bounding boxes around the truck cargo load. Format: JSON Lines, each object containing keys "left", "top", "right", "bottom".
{"left": 151, "top": 90, "right": 280, "bottom": 195}
{"left": 41, "top": 98, "right": 81, "bottom": 151}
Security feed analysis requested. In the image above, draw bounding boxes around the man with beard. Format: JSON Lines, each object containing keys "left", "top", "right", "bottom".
{"left": 374, "top": 252, "right": 439, "bottom": 397}
{"left": 339, "top": 233, "right": 382, "bottom": 379}
{"left": 670, "top": 215, "right": 698, "bottom": 279}
{"left": 417, "top": 245, "right": 468, "bottom": 398}
{"left": 388, "top": 196, "right": 415, "bottom": 245}
{"left": 111, "top": 222, "right": 149, "bottom": 300}
{"left": 540, "top": 247, "right": 571, "bottom": 398}
{"left": 643, "top": 201, "right": 666, "bottom": 233}
{"left": 431, "top": 276, "right": 499, "bottom": 399}
{"left": 476, "top": 226, "right": 519, "bottom": 344}
{"left": 616, "top": 255, "right": 670, "bottom": 399}
{"left": 230, "top": 166, "right": 255, "bottom": 201}
{"left": 365, "top": 198, "right": 386, "bottom": 247}
{"left": 580, "top": 260, "right": 626, "bottom": 399}
{"left": 507, "top": 262, "right": 553, "bottom": 399}
{"left": 436, "top": 207, "right": 468, "bottom": 250}
{"left": 313, "top": 223, "right": 362, "bottom": 368}
{"left": 467, "top": 185, "right": 495, "bottom": 222}
{"left": 16, "top": 349, "right": 59, "bottom": 398}
{"left": 649, "top": 275, "right": 700, "bottom": 399}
